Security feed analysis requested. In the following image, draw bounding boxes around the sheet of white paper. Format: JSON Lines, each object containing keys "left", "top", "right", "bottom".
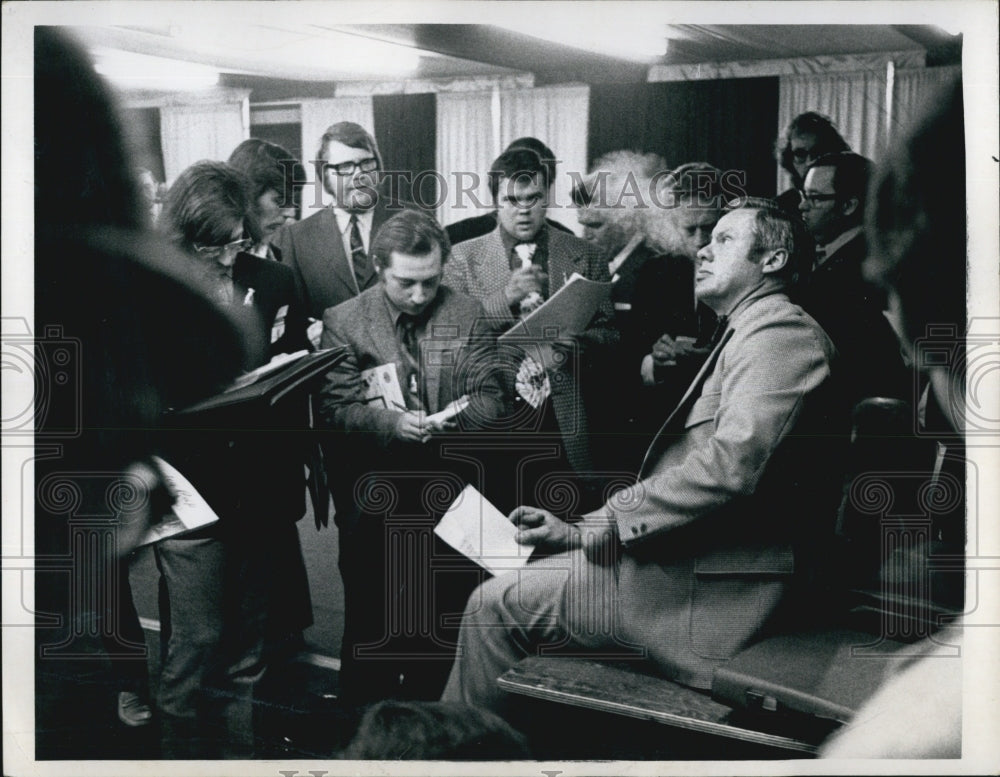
{"left": 135, "top": 456, "right": 220, "bottom": 546}
{"left": 425, "top": 394, "right": 470, "bottom": 427}
{"left": 434, "top": 484, "right": 531, "bottom": 576}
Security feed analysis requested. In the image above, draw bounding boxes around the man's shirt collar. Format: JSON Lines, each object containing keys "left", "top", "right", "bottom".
{"left": 333, "top": 207, "right": 374, "bottom": 236}
{"left": 817, "top": 226, "right": 862, "bottom": 266}
{"left": 499, "top": 223, "right": 547, "bottom": 256}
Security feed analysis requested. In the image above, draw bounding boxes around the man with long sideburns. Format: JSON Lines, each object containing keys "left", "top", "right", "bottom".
{"left": 317, "top": 210, "right": 505, "bottom": 703}
{"left": 271, "top": 121, "right": 407, "bottom": 320}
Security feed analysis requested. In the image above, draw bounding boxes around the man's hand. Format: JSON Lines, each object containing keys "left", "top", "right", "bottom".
{"left": 503, "top": 266, "right": 547, "bottom": 307}
{"left": 393, "top": 411, "right": 431, "bottom": 443}
{"left": 510, "top": 506, "right": 577, "bottom": 552}
{"left": 424, "top": 417, "right": 458, "bottom": 434}
{"left": 651, "top": 334, "right": 710, "bottom": 367}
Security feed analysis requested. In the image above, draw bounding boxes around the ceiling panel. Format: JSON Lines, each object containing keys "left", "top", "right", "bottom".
{"left": 63, "top": 23, "right": 960, "bottom": 101}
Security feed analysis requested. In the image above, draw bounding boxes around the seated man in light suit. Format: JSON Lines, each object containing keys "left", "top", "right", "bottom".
{"left": 443, "top": 147, "right": 618, "bottom": 508}
{"left": 441, "top": 198, "right": 849, "bottom": 714}
{"left": 317, "top": 210, "right": 506, "bottom": 704}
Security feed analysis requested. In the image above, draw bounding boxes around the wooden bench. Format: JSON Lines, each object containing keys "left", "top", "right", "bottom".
{"left": 496, "top": 397, "right": 964, "bottom": 758}
{"left": 498, "top": 656, "right": 830, "bottom": 756}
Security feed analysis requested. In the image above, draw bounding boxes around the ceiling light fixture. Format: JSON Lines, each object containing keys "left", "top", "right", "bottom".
{"left": 93, "top": 48, "right": 220, "bottom": 91}
{"left": 167, "top": 25, "right": 423, "bottom": 77}
{"left": 493, "top": 22, "right": 668, "bottom": 62}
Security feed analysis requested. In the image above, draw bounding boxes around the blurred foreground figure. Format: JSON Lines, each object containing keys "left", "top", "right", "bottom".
{"left": 820, "top": 78, "right": 967, "bottom": 760}
{"left": 32, "top": 28, "right": 252, "bottom": 757}
{"left": 341, "top": 700, "right": 530, "bottom": 760}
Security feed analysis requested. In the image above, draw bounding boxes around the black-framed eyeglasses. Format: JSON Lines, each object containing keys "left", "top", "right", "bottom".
{"left": 324, "top": 157, "right": 378, "bottom": 177}
{"left": 799, "top": 191, "right": 839, "bottom": 207}
{"left": 791, "top": 148, "right": 817, "bottom": 162}
{"left": 194, "top": 237, "right": 253, "bottom": 257}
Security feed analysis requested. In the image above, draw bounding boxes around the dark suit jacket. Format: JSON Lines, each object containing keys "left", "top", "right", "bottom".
{"left": 270, "top": 195, "right": 412, "bottom": 319}
{"left": 797, "top": 232, "right": 909, "bottom": 403}
{"left": 445, "top": 211, "right": 573, "bottom": 246}
{"left": 442, "top": 226, "right": 619, "bottom": 473}
{"left": 233, "top": 251, "right": 310, "bottom": 357}
{"left": 592, "top": 248, "right": 716, "bottom": 470}
{"left": 609, "top": 239, "right": 657, "bottom": 329}
{"left": 169, "top": 254, "right": 309, "bottom": 528}
{"left": 586, "top": 289, "right": 848, "bottom": 688}
{"left": 316, "top": 284, "right": 506, "bottom": 528}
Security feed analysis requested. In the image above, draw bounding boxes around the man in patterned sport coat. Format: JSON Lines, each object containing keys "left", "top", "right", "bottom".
{"left": 442, "top": 147, "right": 618, "bottom": 498}
{"left": 316, "top": 210, "right": 506, "bottom": 702}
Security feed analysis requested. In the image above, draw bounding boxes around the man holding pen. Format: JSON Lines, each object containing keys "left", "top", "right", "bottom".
{"left": 316, "top": 210, "right": 505, "bottom": 703}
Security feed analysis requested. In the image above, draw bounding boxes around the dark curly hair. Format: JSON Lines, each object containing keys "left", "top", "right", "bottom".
{"left": 776, "top": 112, "right": 850, "bottom": 182}
{"left": 228, "top": 138, "right": 304, "bottom": 209}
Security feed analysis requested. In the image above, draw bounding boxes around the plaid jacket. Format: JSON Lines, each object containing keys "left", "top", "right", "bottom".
{"left": 444, "top": 226, "right": 618, "bottom": 473}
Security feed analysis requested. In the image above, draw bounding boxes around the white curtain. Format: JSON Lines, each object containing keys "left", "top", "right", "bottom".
{"left": 160, "top": 100, "right": 248, "bottom": 183}
{"left": 298, "top": 97, "right": 374, "bottom": 214}
{"left": 436, "top": 91, "right": 496, "bottom": 230}
{"left": 500, "top": 85, "right": 589, "bottom": 234}
{"left": 891, "top": 65, "right": 962, "bottom": 143}
{"left": 777, "top": 69, "right": 889, "bottom": 192}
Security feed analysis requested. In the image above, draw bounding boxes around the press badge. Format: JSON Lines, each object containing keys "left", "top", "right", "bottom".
{"left": 271, "top": 305, "right": 288, "bottom": 343}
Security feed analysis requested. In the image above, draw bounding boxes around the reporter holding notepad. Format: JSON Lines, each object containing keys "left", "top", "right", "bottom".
{"left": 442, "top": 147, "right": 619, "bottom": 511}
{"left": 316, "top": 210, "right": 506, "bottom": 704}
{"left": 154, "top": 161, "right": 312, "bottom": 757}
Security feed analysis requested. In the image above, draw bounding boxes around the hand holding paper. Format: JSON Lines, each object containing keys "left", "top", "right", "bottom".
{"left": 434, "top": 485, "right": 532, "bottom": 576}
{"left": 510, "top": 505, "right": 575, "bottom": 551}
{"left": 424, "top": 395, "right": 470, "bottom": 431}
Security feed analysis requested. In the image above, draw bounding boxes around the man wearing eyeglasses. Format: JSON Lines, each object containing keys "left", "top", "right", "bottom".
{"left": 271, "top": 122, "right": 411, "bottom": 322}
{"left": 798, "top": 151, "right": 908, "bottom": 401}
{"left": 443, "top": 147, "right": 618, "bottom": 509}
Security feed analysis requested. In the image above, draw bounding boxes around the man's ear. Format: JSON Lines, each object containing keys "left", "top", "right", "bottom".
{"left": 761, "top": 248, "right": 789, "bottom": 275}
{"left": 840, "top": 195, "right": 860, "bottom": 218}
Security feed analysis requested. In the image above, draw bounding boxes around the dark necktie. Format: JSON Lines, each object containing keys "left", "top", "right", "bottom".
{"left": 349, "top": 214, "right": 370, "bottom": 292}
{"left": 708, "top": 315, "right": 730, "bottom": 349}
{"left": 398, "top": 313, "right": 419, "bottom": 363}
{"left": 397, "top": 313, "right": 426, "bottom": 410}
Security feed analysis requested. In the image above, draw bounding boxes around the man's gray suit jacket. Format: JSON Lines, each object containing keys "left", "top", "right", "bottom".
{"left": 585, "top": 288, "right": 845, "bottom": 688}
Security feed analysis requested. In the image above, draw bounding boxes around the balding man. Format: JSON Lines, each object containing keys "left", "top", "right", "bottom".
{"left": 442, "top": 199, "right": 848, "bottom": 715}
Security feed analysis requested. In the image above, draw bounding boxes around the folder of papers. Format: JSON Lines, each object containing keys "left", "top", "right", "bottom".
{"left": 498, "top": 272, "right": 613, "bottom": 344}
{"left": 178, "top": 346, "right": 349, "bottom": 415}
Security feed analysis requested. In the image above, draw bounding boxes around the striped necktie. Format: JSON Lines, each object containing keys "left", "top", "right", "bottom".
{"left": 349, "top": 214, "right": 370, "bottom": 292}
